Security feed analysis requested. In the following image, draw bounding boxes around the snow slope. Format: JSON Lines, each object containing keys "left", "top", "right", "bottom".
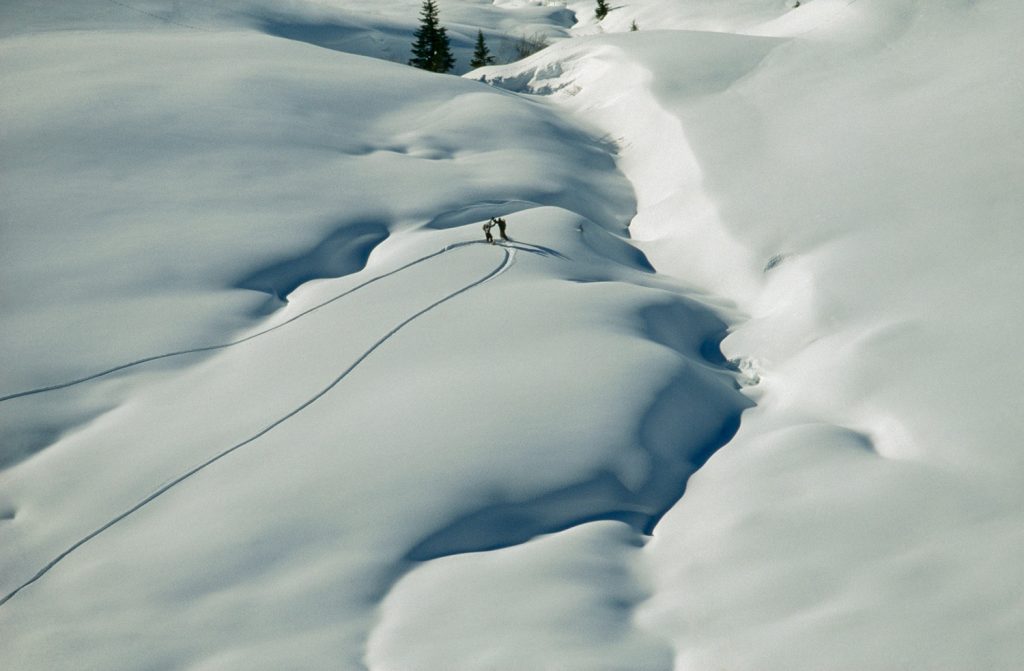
{"left": 3, "top": 0, "right": 1023, "bottom": 669}
{"left": 0, "top": 0, "right": 574, "bottom": 74}
{"left": 478, "top": 0, "right": 1024, "bottom": 668}
{"left": 2, "top": 1, "right": 745, "bottom": 668}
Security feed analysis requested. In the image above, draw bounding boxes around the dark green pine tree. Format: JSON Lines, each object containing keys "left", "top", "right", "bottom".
{"left": 469, "top": 30, "right": 494, "bottom": 68}
{"left": 409, "top": 0, "right": 455, "bottom": 73}
{"left": 595, "top": 0, "right": 610, "bottom": 20}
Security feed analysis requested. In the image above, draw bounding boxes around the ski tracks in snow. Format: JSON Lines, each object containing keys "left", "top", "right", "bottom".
{"left": 0, "top": 244, "right": 519, "bottom": 608}
{"left": 0, "top": 241, "right": 524, "bottom": 404}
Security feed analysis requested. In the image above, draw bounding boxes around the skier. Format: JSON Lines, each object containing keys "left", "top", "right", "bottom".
{"left": 496, "top": 216, "right": 509, "bottom": 241}
{"left": 483, "top": 219, "right": 496, "bottom": 244}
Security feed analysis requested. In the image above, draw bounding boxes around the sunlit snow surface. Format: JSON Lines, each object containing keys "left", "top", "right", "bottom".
{"left": 481, "top": 0, "right": 1024, "bottom": 669}
{"left": 1, "top": 1, "right": 741, "bottom": 668}
{"left": 3, "top": 0, "right": 1024, "bottom": 669}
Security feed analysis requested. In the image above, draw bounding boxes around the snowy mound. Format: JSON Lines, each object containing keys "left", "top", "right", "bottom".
{"left": 3, "top": 0, "right": 1023, "bottom": 669}
{"left": 478, "top": 1, "right": 1024, "bottom": 668}
{"left": 2, "top": 1, "right": 744, "bottom": 667}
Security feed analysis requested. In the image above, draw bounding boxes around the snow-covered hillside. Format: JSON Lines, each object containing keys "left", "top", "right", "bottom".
{"left": 2, "top": 0, "right": 1022, "bottom": 669}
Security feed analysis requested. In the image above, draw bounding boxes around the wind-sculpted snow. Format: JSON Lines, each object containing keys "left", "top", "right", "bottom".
{"left": 0, "top": 2, "right": 751, "bottom": 668}
{"left": 0, "top": 245, "right": 513, "bottom": 609}
{"left": 482, "top": 1, "right": 1024, "bottom": 669}
{"left": 0, "top": 23, "right": 632, "bottom": 457}
{"left": 5, "top": 0, "right": 1020, "bottom": 668}
{"left": 367, "top": 521, "right": 676, "bottom": 671}
{"left": 0, "top": 212, "right": 745, "bottom": 668}
{"left": 234, "top": 220, "right": 391, "bottom": 307}
{"left": 402, "top": 290, "right": 749, "bottom": 562}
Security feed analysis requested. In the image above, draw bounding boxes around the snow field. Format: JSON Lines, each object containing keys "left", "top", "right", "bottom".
{"left": 366, "top": 521, "right": 674, "bottom": 671}
{"left": 1, "top": 3, "right": 750, "bottom": 667}
{"left": 3, "top": 0, "right": 1023, "bottom": 668}
{"left": 2, "top": 213, "right": 746, "bottom": 669}
{"left": 489, "top": 1, "right": 1024, "bottom": 669}
{"left": 0, "top": 22, "right": 630, "bottom": 454}
{"left": 480, "top": 0, "right": 1024, "bottom": 667}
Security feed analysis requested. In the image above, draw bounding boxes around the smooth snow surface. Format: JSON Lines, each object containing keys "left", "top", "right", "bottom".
{"left": 481, "top": 1, "right": 1024, "bottom": 668}
{"left": 3, "top": 0, "right": 1023, "bottom": 669}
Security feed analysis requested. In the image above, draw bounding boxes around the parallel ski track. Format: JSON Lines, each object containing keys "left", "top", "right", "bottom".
{"left": 0, "top": 240, "right": 496, "bottom": 404}
{"left": 0, "top": 247, "right": 514, "bottom": 608}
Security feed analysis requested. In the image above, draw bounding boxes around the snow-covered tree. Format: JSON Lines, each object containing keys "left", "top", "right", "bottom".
{"left": 409, "top": 0, "right": 455, "bottom": 73}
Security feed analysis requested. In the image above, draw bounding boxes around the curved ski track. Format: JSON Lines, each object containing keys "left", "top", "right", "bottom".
{"left": 0, "top": 246, "right": 516, "bottom": 608}
{"left": 0, "top": 241, "right": 536, "bottom": 403}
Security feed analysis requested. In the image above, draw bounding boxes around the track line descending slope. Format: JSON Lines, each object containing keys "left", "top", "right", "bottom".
{"left": 0, "top": 241, "right": 497, "bottom": 404}
{"left": 0, "top": 247, "right": 514, "bottom": 609}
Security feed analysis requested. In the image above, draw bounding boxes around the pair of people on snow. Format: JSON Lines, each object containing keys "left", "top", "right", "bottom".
{"left": 483, "top": 217, "right": 509, "bottom": 244}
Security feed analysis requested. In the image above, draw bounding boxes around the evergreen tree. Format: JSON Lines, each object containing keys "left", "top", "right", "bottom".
{"left": 409, "top": 0, "right": 455, "bottom": 73}
{"left": 469, "top": 30, "right": 494, "bottom": 68}
{"left": 595, "top": 0, "right": 610, "bottom": 20}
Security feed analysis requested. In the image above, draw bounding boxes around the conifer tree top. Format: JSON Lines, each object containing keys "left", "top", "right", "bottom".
{"left": 409, "top": 0, "right": 455, "bottom": 73}
{"left": 469, "top": 29, "right": 495, "bottom": 69}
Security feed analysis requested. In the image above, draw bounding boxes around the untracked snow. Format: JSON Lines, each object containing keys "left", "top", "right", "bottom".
{"left": 480, "top": 0, "right": 1024, "bottom": 668}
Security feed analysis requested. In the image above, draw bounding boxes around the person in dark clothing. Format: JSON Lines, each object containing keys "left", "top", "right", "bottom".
{"left": 496, "top": 217, "right": 509, "bottom": 241}
{"left": 483, "top": 219, "right": 496, "bottom": 243}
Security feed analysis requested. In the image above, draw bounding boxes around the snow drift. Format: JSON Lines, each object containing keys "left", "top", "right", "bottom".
{"left": 2, "top": 0, "right": 1023, "bottom": 669}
